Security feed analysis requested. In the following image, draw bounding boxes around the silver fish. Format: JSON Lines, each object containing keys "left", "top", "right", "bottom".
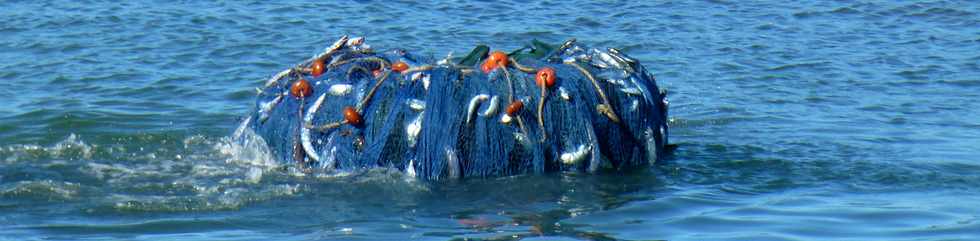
{"left": 233, "top": 116, "right": 252, "bottom": 139}
{"left": 446, "top": 147, "right": 460, "bottom": 179}
{"left": 328, "top": 84, "right": 353, "bottom": 96}
{"left": 261, "top": 68, "right": 293, "bottom": 90}
{"left": 323, "top": 35, "right": 349, "bottom": 57}
{"left": 406, "top": 113, "right": 423, "bottom": 147}
{"left": 346, "top": 37, "right": 364, "bottom": 47}
{"left": 626, "top": 76, "right": 656, "bottom": 109}
{"left": 437, "top": 51, "right": 454, "bottom": 65}
{"left": 605, "top": 48, "right": 635, "bottom": 73}
{"left": 321, "top": 146, "right": 337, "bottom": 170}
{"left": 466, "top": 94, "right": 490, "bottom": 124}
{"left": 406, "top": 159, "right": 417, "bottom": 178}
{"left": 608, "top": 48, "right": 635, "bottom": 62}
{"left": 644, "top": 127, "right": 658, "bottom": 164}
{"left": 258, "top": 94, "right": 285, "bottom": 123}
{"left": 621, "top": 87, "right": 643, "bottom": 96}
{"left": 406, "top": 99, "right": 425, "bottom": 112}
{"left": 592, "top": 49, "right": 622, "bottom": 69}
{"left": 560, "top": 144, "right": 592, "bottom": 165}
{"left": 301, "top": 94, "right": 328, "bottom": 162}
{"left": 558, "top": 87, "right": 572, "bottom": 101}
{"left": 480, "top": 95, "right": 500, "bottom": 117}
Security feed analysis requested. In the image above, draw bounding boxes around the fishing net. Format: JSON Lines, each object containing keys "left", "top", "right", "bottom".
{"left": 237, "top": 36, "right": 669, "bottom": 180}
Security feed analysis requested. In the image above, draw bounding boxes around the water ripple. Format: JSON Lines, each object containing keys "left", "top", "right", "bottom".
{"left": 2, "top": 0, "right": 979, "bottom": 240}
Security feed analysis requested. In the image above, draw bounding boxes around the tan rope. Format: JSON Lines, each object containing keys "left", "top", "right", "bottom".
{"left": 509, "top": 57, "right": 537, "bottom": 73}
{"left": 259, "top": 35, "right": 349, "bottom": 94}
{"left": 566, "top": 61, "right": 621, "bottom": 123}
{"left": 537, "top": 86, "right": 548, "bottom": 141}
{"left": 305, "top": 56, "right": 391, "bottom": 132}
{"left": 307, "top": 120, "right": 347, "bottom": 132}
{"left": 500, "top": 66, "right": 515, "bottom": 103}
{"left": 357, "top": 60, "right": 392, "bottom": 113}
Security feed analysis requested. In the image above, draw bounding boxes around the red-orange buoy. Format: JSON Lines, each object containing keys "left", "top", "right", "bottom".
{"left": 481, "top": 51, "right": 509, "bottom": 73}
{"left": 489, "top": 51, "right": 509, "bottom": 67}
{"left": 535, "top": 67, "right": 556, "bottom": 88}
{"left": 290, "top": 79, "right": 313, "bottom": 98}
{"left": 343, "top": 106, "right": 363, "bottom": 126}
{"left": 505, "top": 100, "right": 524, "bottom": 116}
{"left": 311, "top": 58, "right": 325, "bottom": 78}
{"left": 372, "top": 69, "right": 382, "bottom": 77}
{"left": 392, "top": 61, "right": 409, "bottom": 73}
{"left": 480, "top": 61, "right": 494, "bottom": 73}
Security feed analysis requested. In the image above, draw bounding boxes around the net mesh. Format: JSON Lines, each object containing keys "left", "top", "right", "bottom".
{"left": 244, "top": 36, "right": 669, "bottom": 180}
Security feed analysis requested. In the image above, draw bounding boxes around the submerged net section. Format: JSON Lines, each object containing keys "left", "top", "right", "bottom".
{"left": 241, "top": 35, "right": 669, "bottom": 180}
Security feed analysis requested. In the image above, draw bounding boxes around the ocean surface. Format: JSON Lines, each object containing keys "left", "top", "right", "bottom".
{"left": 2, "top": 1, "right": 979, "bottom": 240}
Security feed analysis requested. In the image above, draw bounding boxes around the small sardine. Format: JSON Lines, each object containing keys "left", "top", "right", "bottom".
{"left": 608, "top": 48, "right": 637, "bottom": 64}
{"left": 258, "top": 94, "right": 285, "bottom": 123}
{"left": 346, "top": 37, "right": 364, "bottom": 47}
{"left": 480, "top": 95, "right": 500, "bottom": 117}
{"left": 621, "top": 87, "right": 643, "bottom": 96}
{"left": 262, "top": 68, "right": 293, "bottom": 90}
{"left": 406, "top": 159, "right": 417, "bottom": 177}
{"left": 593, "top": 50, "right": 623, "bottom": 69}
{"left": 560, "top": 144, "right": 592, "bottom": 165}
{"left": 406, "top": 113, "right": 423, "bottom": 147}
{"left": 325, "top": 35, "right": 349, "bottom": 55}
{"left": 644, "top": 127, "right": 659, "bottom": 164}
{"left": 446, "top": 147, "right": 460, "bottom": 179}
{"left": 233, "top": 116, "right": 252, "bottom": 139}
{"left": 301, "top": 94, "right": 328, "bottom": 162}
{"left": 466, "top": 94, "right": 490, "bottom": 124}
{"left": 328, "top": 84, "right": 353, "bottom": 96}
{"left": 437, "top": 51, "right": 454, "bottom": 65}
{"left": 605, "top": 48, "right": 635, "bottom": 73}
{"left": 558, "top": 87, "right": 572, "bottom": 101}
{"left": 406, "top": 99, "right": 425, "bottom": 112}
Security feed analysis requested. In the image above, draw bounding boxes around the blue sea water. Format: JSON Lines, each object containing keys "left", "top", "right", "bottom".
{"left": 1, "top": 0, "right": 979, "bottom": 240}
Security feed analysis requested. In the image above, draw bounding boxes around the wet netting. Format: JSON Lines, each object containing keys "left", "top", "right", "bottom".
{"left": 235, "top": 35, "right": 670, "bottom": 180}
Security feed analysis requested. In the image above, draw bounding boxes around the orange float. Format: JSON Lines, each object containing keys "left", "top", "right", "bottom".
{"left": 535, "top": 67, "right": 556, "bottom": 88}
{"left": 392, "top": 61, "right": 409, "bottom": 73}
{"left": 505, "top": 100, "right": 524, "bottom": 116}
{"left": 343, "top": 106, "right": 363, "bottom": 126}
{"left": 290, "top": 79, "right": 313, "bottom": 98}
{"left": 489, "top": 51, "right": 509, "bottom": 67}
{"left": 481, "top": 51, "right": 509, "bottom": 73}
{"left": 311, "top": 58, "right": 325, "bottom": 78}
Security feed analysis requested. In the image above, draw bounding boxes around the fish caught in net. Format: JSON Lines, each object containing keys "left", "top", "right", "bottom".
{"left": 238, "top": 35, "right": 670, "bottom": 180}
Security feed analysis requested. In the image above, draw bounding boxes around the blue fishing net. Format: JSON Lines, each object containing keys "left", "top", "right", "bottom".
{"left": 241, "top": 36, "right": 669, "bottom": 180}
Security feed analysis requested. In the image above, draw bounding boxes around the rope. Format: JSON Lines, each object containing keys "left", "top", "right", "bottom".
{"left": 357, "top": 59, "right": 391, "bottom": 113}
{"left": 499, "top": 66, "right": 529, "bottom": 138}
{"left": 566, "top": 61, "right": 621, "bottom": 123}
{"left": 537, "top": 84, "right": 548, "bottom": 142}
{"left": 304, "top": 56, "right": 392, "bottom": 132}
{"left": 259, "top": 35, "right": 349, "bottom": 95}
{"left": 509, "top": 57, "right": 537, "bottom": 73}
{"left": 500, "top": 65, "right": 515, "bottom": 103}
{"left": 307, "top": 120, "right": 346, "bottom": 132}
